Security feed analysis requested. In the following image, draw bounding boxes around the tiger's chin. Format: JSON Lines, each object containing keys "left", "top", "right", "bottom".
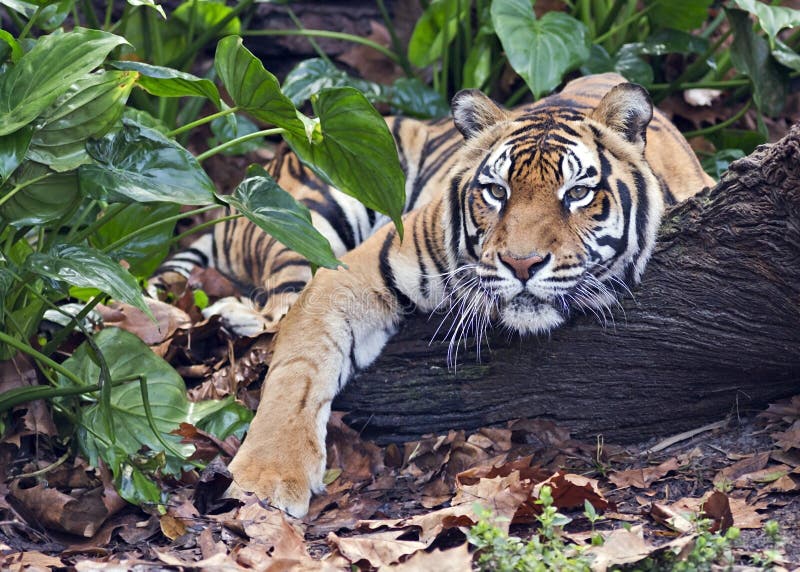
{"left": 499, "top": 293, "right": 565, "bottom": 335}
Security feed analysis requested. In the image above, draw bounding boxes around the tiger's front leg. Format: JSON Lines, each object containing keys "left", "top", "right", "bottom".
{"left": 227, "top": 224, "right": 423, "bottom": 516}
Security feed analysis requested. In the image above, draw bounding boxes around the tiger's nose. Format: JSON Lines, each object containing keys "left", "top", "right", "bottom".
{"left": 498, "top": 252, "right": 549, "bottom": 282}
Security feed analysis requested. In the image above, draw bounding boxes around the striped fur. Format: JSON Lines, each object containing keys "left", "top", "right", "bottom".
{"left": 154, "top": 74, "right": 713, "bottom": 516}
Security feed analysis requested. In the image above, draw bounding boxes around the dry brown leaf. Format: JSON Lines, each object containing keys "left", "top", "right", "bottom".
{"left": 536, "top": 472, "right": 609, "bottom": 511}
{"left": 96, "top": 299, "right": 190, "bottom": 345}
{"left": 452, "top": 471, "right": 532, "bottom": 524}
{"left": 381, "top": 543, "right": 472, "bottom": 571}
{"left": 456, "top": 455, "right": 550, "bottom": 486}
{"left": 0, "top": 551, "right": 64, "bottom": 571}
{"left": 701, "top": 490, "right": 734, "bottom": 533}
{"left": 238, "top": 500, "right": 309, "bottom": 560}
{"left": 772, "top": 420, "right": 800, "bottom": 452}
{"left": 159, "top": 514, "right": 188, "bottom": 541}
{"left": 608, "top": 457, "right": 681, "bottom": 489}
{"left": 670, "top": 494, "right": 767, "bottom": 530}
{"left": 9, "top": 480, "right": 120, "bottom": 537}
{"left": 0, "top": 353, "right": 57, "bottom": 445}
{"left": 585, "top": 525, "right": 654, "bottom": 572}
{"left": 650, "top": 502, "right": 694, "bottom": 533}
{"left": 327, "top": 412, "right": 384, "bottom": 484}
{"left": 713, "top": 452, "right": 771, "bottom": 486}
{"left": 359, "top": 503, "right": 479, "bottom": 545}
{"left": 328, "top": 530, "right": 426, "bottom": 568}
{"left": 759, "top": 474, "right": 800, "bottom": 496}
{"left": 733, "top": 464, "right": 792, "bottom": 488}
{"left": 336, "top": 21, "right": 403, "bottom": 85}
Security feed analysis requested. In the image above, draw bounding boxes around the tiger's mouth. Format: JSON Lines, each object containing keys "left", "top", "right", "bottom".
{"left": 498, "top": 292, "right": 566, "bottom": 334}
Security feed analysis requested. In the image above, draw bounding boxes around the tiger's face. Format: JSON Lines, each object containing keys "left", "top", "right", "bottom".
{"left": 450, "top": 84, "right": 663, "bottom": 335}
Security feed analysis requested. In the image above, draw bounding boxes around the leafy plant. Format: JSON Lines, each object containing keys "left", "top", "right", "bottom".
{"left": 0, "top": 9, "right": 405, "bottom": 506}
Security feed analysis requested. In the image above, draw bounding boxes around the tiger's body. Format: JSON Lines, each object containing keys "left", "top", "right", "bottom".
{"left": 154, "top": 74, "right": 713, "bottom": 517}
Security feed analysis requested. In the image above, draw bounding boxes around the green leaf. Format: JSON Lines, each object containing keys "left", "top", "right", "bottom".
{"left": 639, "top": 29, "right": 710, "bottom": 56}
{"left": 283, "top": 57, "right": 383, "bottom": 107}
{"left": 0, "top": 125, "right": 32, "bottom": 183}
{"left": 91, "top": 203, "right": 179, "bottom": 276}
{"left": 36, "top": 0, "right": 73, "bottom": 31}
{"left": 214, "top": 36, "right": 306, "bottom": 137}
{"left": 707, "top": 128, "right": 766, "bottom": 156}
{"left": 0, "top": 30, "right": 22, "bottom": 63}
{"left": 0, "top": 162, "right": 80, "bottom": 226}
{"left": 772, "top": 38, "right": 800, "bottom": 72}
{"left": 0, "top": 28, "right": 128, "bottom": 136}
{"left": 192, "top": 396, "right": 252, "bottom": 440}
{"left": 582, "top": 44, "right": 653, "bottom": 86}
{"left": 79, "top": 119, "right": 216, "bottom": 205}
{"left": 208, "top": 111, "right": 263, "bottom": 156}
{"left": 27, "top": 71, "right": 137, "bottom": 172}
{"left": 727, "top": 9, "right": 787, "bottom": 116}
{"left": 284, "top": 87, "right": 406, "bottom": 237}
{"left": 408, "top": 0, "right": 470, "bottom": 67}
{"left": 173, "top": 0, "right": 241, "bottom": 36}
{"left": 491, "top": 0, "right": 590, "bottom": 98}
{"left": 388, "top": 78, "right": 450, "bottom": 119}
{"left": 27, "top": 245, "right": 150, "bottom": 314}
{"left": 220, "top": 168, "right": 341, "bottom": 269}
{"left": 462, "top": 36, "right": 493, "bottom": 90}
{"left": 58, "top": 328, "right": 193, "bottom": 475}
{"left": 644, "top": 0, "right": 713, "bottom": 31}
{"left": 700, "top": 149, "right": 745, "bottom": 179}
{"left": 731, "top": 0, "right": 800, "bottom": 45}
{"left": 111, "top": 61, "right": 221, "bottom": 107}
{"left": 127, "top": 0, "right": 166, "bottom": 19}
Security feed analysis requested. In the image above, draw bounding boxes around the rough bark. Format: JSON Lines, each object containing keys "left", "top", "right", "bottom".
{"left": 335, "top": 127, "right": 800, "bottom": 444}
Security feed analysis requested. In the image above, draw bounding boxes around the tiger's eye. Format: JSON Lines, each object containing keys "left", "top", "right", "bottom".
{"left": 488, "top": 184, "right": 507, "bottom": 201}
{"left": 565, "top": 186, "right": 591, "bottom": 202}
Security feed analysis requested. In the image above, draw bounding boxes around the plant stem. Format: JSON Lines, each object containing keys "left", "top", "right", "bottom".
{"left": 103, "top": 2, "right": 114, "bottom": 30}
{"left": 169, "top": 214, "right": 242, "bottom": 246}
{"left": 505, "top": 83, "right": 531, "bottom": 107}
{"left": 69, "top": 203, "right": 129, "bottom": 245}
{"left": 649, "top": 78, "right": 750, "bottom": 91}
{"left": 166, "top": 106, "right": 240, "bottom": 138}
{"left": 196, "top": 127, "right": 284, "bottom": 161}
{"left": 171, "top": 0, "right": 255, "bottom": 70}
{"left": 0, "top": 331, "right": 86, "bottom": 388}
{"left": 594, "top": 2, "right": 657, "bottom": 44}
{"left": 18, "top": 4, "right": 43, "bottom": 40}
{"left": 80, "top": 0, "right": 101, "bottom": 29}
{"left": 287, "top": 6, "right": 333, "bottom": 66}
{"left": 243, "top": 29, "right": 404, "bottom": 65}
{"left": 682, "top": 100, "right": 751, "bottom": 139}
{"left": 0, "top": 173, "right": 53, "bottom": 209}
{"left": 653, "top": 29, "right": 733, "bottom": 102}
{"left": 376, "top": 0, "right": 414, "bottom": 77}
{"left": 100, "top": 204, "right": 218, "bottom": 254}
{"left": 41, "top": 294, "right": 105, "bottom": 357}
{"left": 596, "top": 0, "right": 628, "bottom": 38}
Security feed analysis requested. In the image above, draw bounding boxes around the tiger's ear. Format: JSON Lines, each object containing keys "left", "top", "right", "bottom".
{"left": 590, "top": 83, "right": 652, "bottom": 152}
{"left": 452, "top": 89, "right": 508, "bottom": 139}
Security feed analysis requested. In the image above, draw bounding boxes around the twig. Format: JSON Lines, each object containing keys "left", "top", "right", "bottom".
{"left": 643, "top": 419, "right": 729, "bottom": 456}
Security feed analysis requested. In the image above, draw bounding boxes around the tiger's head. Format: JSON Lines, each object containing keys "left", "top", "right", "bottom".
{"left": 448, "top": 83, "right": 663, "bottom": 336}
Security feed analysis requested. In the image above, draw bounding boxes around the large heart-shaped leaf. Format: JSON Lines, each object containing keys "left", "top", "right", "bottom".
{"left": 0, "top": 28, "right": 128, "bottom": 135}
{"left": 0, "top": 125, "right": 32, "bottom": 183}
{"left": 79, "top": 119, "right": 216, "bottom": 205}
{"left": 283, "top": 87, "right": 406, "bottom": 237}
{"left": 644, "top": 0, "right": 713, "bottom": 31}
{"left": 173, "top": 0, "right": 241, "bottom": 36}
{"left": 58, "top": 328, "right": 252, "bottom": 479}
{"left": 214, "top": 36, "right": 306, "bottom": 138}
{"left": 0, "top": 161, "right": 80, "bottom": 226}
{"left": 728, "top": 9, "right": 787, "bottom": 117}
{"left": 111, "top": 61, "right": 221, "bottom": 107}
{"left": 26, "top": 245, "right": 150, "bottom": 315}
{"left": 220, "top": 167, "right": 341, "bottom": 269}
{"left": 491, "top": 0, "right": 590, "bottom": 98}
{"left": 27, "top": 71, "right": 137, "bottom": 172}
{"left": 407, "top": 0, "right": 470, "bottom": 67}
{"left": 387, "top": 78, "right": 449, "bottom": 119}
{"left": 731, "top": 0, "right": 800, "bottom": 45}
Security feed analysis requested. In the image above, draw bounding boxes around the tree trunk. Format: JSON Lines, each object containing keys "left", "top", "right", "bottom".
{"left": 335, "top": 127, "right": 800, "bottom": 444}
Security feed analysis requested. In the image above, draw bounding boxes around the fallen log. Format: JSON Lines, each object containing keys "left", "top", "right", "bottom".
{"left": 335, "top": 126, "right": 800, "bottom": 444}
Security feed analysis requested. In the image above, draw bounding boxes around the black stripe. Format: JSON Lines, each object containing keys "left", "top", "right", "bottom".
{"left": 301, "top": 197, "right": 357, "bottom": 251}
{"left": 379, "top": 230, "right": 414, "bottom": 311}
{"left": 448, "top": 174, "right": 464, "bottom": 259}
{"left": 271, "top": 258, "right": 309, "bottom": 273}
{"left": 264, "top": 280, "right": 307, "bottom": 298}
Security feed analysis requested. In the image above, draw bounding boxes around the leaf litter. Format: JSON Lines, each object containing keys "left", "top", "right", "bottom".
{"left": 2, "top": 252, "right": 800, "bottom": 569}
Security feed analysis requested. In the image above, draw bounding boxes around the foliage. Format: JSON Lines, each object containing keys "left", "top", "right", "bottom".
{"left": 467, "top": 485, "right": 593, "bottom": 571}
{"left": 0, "top": 3, "right": 405, "bottom": 507}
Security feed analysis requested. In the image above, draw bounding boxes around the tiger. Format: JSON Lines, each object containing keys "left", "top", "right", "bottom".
{"left": 152, "top": 73, "right": 714, "bottom": 517}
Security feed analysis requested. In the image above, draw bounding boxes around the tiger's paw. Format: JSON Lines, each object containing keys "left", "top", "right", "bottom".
{"left": 203, "top": 296, "right": 277, "bottom": 337}
{"left": 227, "top": 456, "right": 323, "bottom": 518}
